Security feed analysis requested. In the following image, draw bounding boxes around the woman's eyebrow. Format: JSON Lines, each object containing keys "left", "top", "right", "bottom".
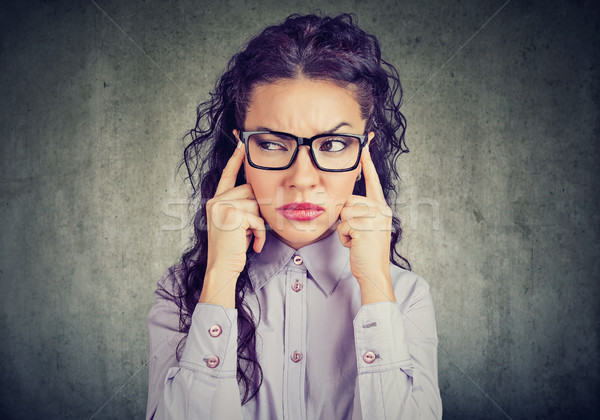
{"left": 254, "top": 122, "right": 353, "bottom": 134}
{"left": 321, "top": 122, "right": 353, "bottom": 133}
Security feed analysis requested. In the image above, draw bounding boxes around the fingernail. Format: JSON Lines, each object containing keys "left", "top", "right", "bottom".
{"left": 237, "top": 141, "right": 242, "bottom": 149}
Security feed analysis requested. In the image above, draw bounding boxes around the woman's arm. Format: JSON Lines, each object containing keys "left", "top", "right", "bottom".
{"left": 352, "top": 275, "right": 442, "bottom": 420}
{"left": 147, "top": 142, "right": 265, "bottom": 419}
{"left": 146, "top": 282, "right": 243, "bottom": 420}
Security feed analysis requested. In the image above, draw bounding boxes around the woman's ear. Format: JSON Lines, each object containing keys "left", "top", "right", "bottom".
{"left": 232, "top": 129, "right": 240, "bottom": 142}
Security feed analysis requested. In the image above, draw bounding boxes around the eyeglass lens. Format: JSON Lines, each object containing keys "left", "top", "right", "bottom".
{"left": 247, "top": 133, "right": 361, "bottom": 170}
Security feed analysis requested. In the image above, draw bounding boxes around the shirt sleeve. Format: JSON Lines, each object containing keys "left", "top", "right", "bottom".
{"left": 146, "top": 275, "right": 243, "bottom": 420}
{"left": 352, "top": 276, "right": 442, "bottom": 420}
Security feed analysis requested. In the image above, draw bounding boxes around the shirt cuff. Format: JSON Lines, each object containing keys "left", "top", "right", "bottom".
{"left": 353, "top": 301, "right": 413, "bottom": 374}
{"left": 180, "top": 303, "right": 238, "bottom": 378}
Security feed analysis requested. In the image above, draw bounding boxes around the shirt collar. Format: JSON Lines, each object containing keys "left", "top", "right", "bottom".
{"left": 247, "top": 229, "right": 351, "bottom": 296}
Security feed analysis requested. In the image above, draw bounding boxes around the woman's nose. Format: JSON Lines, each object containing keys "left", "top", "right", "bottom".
{"left": 287, "top": 146, "right": 319, "bottom": 189}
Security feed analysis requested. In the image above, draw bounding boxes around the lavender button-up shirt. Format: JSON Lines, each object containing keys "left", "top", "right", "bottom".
{"left": 146, "top": 230, "right": 442, "bottom": 419}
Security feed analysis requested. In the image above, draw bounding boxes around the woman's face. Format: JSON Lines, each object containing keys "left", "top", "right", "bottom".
{"left": 234, "top": 78, "right": 374, "bottom": 250}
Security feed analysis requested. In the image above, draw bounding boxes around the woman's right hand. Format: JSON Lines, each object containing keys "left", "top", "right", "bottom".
{"left": 199, "top": 141, "right": 266, "bottom": 308}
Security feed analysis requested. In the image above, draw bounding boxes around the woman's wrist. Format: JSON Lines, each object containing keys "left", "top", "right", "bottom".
{"left": 198, "top": 268, "right": 239, "bottom": 309}
{"left": 358, "top": 271, "right": 396, "bottom": 305}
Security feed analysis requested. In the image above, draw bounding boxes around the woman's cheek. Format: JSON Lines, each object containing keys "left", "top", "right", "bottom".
{"left": 246, "top": 171, "right": 279, "bottom": 217}
{"left": 330, "top": 173, "right": 358, "bottom": 200}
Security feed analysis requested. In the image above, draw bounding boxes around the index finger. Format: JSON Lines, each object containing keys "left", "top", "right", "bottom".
{"left": 361, "top": 143, "right": 386, "bottom": 202}
{"left": 214, "top": 140, "right": 245, "bottom": 196}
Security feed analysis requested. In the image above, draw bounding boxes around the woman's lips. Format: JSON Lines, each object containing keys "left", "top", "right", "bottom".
{"left": 277, "top": 202, "right": 325, "bottom": 221}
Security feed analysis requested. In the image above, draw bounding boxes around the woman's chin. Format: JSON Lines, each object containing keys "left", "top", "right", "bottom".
{"left": 268, "top": 223, "right": 336, "bottom": 250}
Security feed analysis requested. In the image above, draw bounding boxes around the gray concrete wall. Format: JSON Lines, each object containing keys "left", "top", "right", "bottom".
{"left": 1, "top": 0, "right": 598, "bottom": 418}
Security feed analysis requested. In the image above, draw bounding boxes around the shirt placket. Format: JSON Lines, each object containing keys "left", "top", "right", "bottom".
{"left": 283, "top": 256, "right": 307, "bottom": 420}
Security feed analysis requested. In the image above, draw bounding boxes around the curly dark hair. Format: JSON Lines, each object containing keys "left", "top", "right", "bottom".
{"left": 160, "top": 11, "right": 411, "bottom": 405}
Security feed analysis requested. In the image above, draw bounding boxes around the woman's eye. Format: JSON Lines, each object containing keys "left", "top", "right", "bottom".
{"left": 258, "top": 141, "right": 287, "bottom": 150}
{"left": 320, "top": 139, "right": 347, "bottom": 152}
{"left": 258, "top": 141, "right": 288, "bottom": 151}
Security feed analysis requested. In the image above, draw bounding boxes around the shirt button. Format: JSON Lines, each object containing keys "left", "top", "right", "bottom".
{"left": 291, "top": 351, "right": 303, "bottom": 363}
{"left": 206, "top": 355, "right": 220, "bottom": 368}
{"left": 363, "top": 351, "right": 376, "bottom": 364}
{"left": 292, "top": 280, "right": 303, "bottom": 292}
{"left": 208, "top": 324, "right": 222, "bottom": 337}
{"left": 293, "top": 255, "right": 303, "bottom": 265}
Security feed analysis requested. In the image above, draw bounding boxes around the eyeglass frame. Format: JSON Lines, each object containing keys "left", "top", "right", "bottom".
{"left": 239, "top": 130, "right": 368, "bottom": 172}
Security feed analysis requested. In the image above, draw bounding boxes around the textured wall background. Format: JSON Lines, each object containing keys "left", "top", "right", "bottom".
{"left": 1, "top": 0, "right": 598, "bottom": 418}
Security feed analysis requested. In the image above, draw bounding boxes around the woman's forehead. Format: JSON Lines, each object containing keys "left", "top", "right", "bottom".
{"left": 244, "top": 78, "right": 365, "bottom": 134}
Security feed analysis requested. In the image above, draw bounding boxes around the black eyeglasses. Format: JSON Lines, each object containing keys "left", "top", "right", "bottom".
{"left": 240, "top": 130, "right": 368, "bottom": 172}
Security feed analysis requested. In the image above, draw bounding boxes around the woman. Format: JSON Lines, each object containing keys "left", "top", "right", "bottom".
{"left": 147, "top": 13, "right": 442, "bottom": 419}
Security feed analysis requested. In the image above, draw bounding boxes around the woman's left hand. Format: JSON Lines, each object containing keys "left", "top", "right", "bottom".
{"left": 337, "top": 144, "right": 397, "bottom": 305}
